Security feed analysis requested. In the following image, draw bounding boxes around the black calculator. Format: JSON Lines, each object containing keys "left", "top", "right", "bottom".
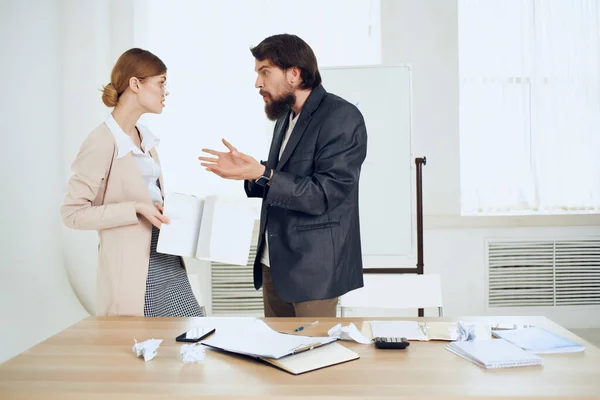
{"left": 374, "top": 337, "right": 410, "bottom": 349}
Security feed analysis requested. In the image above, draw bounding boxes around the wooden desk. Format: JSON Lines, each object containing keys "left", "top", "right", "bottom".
{"left": 1, "top": 316, "right": 599, "bottom": 399}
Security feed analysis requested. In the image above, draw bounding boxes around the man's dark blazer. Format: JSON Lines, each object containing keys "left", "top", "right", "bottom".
{"left": 245, "top": 84, "right": 367, "bottom": 303}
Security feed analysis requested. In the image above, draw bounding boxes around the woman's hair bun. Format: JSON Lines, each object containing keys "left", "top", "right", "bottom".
{"left": 101, "top": 82, "right": 119, "bottom": 107}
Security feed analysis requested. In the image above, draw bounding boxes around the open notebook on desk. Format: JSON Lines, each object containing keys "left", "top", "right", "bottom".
{"left": 201, "top": 320, "right": 359, "bottom": 374}
{"left": 370, "top": 321, "right": 491, "bottom": 341}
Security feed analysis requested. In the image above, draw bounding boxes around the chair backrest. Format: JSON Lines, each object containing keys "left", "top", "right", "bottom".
{"left": 339, "top": 273, "right": 443, "bottom": 316}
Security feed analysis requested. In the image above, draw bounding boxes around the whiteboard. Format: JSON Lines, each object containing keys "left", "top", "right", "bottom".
{"left": 320, "top": 65, "right": 415, "bottom": 268}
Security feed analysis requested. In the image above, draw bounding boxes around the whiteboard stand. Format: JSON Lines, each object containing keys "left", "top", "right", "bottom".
{"left": 415, "top": 157, "right": 426, "bottom": 276}
{"left": 415, "top": 157, "right": 426, "bottom": 316}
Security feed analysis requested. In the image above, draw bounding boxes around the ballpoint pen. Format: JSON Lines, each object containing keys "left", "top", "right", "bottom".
{"left": 295, "top": 321, "right": 319, "bottom": 332}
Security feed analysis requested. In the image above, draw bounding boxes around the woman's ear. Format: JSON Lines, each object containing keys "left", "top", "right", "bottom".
{"left": 129, "top": 77, "right": 141, "bottom": 93}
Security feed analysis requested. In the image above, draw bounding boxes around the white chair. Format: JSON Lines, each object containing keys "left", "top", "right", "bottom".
{"left": 339, "top": 273, "right": 443, "bottom": 317}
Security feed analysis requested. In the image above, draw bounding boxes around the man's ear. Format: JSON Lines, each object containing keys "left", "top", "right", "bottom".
{"left": 129, "top": 77, "right": 141, "bottom": 93}
{"left": 289, "top": 67, "right": 302, "bottom": 87}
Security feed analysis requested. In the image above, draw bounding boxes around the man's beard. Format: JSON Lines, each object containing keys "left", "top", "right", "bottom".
{"left": 263, "top": 91, "right": 296, "bottom": 121}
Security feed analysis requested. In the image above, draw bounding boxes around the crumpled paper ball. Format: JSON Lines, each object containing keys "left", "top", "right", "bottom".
{"left": 328, "top": 323, "right": 372, "bottom": 344}
{"left": 132, "top": 338, "right": 163, "bottom": 362}
{"left": 180, "top": 343, "right": 205, "bottom": 364}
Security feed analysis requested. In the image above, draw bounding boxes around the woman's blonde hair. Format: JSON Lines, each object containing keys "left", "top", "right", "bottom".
{"left": 101, "top": 48, "right": 167, "bottom": 107}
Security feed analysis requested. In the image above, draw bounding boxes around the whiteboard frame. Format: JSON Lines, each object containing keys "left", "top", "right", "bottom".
{"left": 320, "top": 64, "right": 418, "bottom": 272}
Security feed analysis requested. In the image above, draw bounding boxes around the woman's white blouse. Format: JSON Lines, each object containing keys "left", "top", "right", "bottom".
{"left": 105, "top": 114, "right": 163, "bottom": 206}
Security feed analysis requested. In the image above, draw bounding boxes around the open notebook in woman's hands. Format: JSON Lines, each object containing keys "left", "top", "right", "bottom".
{"left": 156, "top": 193, "right": 256, "bottom": 266}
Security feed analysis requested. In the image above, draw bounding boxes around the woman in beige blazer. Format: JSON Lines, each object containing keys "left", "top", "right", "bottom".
{"left": 62, "top": 48, "right": 204, "bottom": 317}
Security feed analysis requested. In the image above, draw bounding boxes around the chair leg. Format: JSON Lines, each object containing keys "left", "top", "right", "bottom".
{"left": 438, "top": 307, "right": 443, "bottom": 317}
{"left": 340, "top": 307, "right": 345, "bottom": 318}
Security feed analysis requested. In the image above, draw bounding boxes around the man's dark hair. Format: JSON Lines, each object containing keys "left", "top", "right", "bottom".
{"left": 251, "top": 34, "right": 322, "bottom": 90}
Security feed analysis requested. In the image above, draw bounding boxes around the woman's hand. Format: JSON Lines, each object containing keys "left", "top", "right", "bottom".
{"left": 135, "top": 202, "right": 170, "bottom": 228}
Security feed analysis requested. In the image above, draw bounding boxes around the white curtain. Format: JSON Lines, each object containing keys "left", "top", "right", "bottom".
{"left": 458, "top": 0, "right": 600, "bottom": 215}
{"left": 135, "top": 0, "right": 381, "bottom": 200}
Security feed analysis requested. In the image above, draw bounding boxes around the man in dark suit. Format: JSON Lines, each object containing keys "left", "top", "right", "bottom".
{"left": 199, "top": 34, "right": 367, "bottom": 317}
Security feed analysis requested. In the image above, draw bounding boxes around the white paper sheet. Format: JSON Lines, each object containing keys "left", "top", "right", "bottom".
{"left": 157, "top": 193, "right": 204, "bottom": 258}
{"left": 201, "top": 319, "right": 336, "bottom": 359}
{"left": 492, "top": 327, "right": 585, "bottom": 354}
{"left": 195, "top": 195, "right": 256, "bottom": 266}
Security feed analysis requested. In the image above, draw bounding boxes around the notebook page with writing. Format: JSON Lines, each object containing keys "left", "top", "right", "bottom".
{"left": 492, "top": 327, "right": 585, "bottom": 354}
{"left": 446, "top": 339, "right": 543, "bottom": 369}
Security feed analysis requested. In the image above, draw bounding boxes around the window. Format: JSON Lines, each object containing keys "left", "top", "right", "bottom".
{"left": 458, "top": 0, "right": 600, "bottom": 215}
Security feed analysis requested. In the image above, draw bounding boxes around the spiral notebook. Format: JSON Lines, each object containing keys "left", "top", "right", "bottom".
{"left": 446, "top": 339, "right": 543, "bottom": 369}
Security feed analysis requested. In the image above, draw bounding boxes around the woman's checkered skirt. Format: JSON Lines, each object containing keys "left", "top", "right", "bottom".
{"left": 144, "top": 226, "right": 205, "bottom": 317}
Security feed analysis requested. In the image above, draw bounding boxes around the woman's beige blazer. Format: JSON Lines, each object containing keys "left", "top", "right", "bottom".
{"left": 62, "top": 123, "right": 164, "bottom": 316}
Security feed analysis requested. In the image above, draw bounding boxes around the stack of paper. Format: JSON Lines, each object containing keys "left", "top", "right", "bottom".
{"left": 446, "top": 339, "right": 543, "bottom": 369}
{"left": 492, "top": 327, "right": 585, "bottom": 354}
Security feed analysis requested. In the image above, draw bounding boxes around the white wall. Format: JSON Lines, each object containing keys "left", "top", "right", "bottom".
{"left": 0, "top": 0, "right": 88, "bottom": 363}
{"left": 381, "top": 0, "right": 600, "bottom": 328}
{"left": 59, "top": 0, "right": 112, "bottom": 314}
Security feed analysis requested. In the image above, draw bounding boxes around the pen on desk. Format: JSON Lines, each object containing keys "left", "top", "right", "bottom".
{"left": 295, "top": 321, "right": 319, "bottom": 332}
